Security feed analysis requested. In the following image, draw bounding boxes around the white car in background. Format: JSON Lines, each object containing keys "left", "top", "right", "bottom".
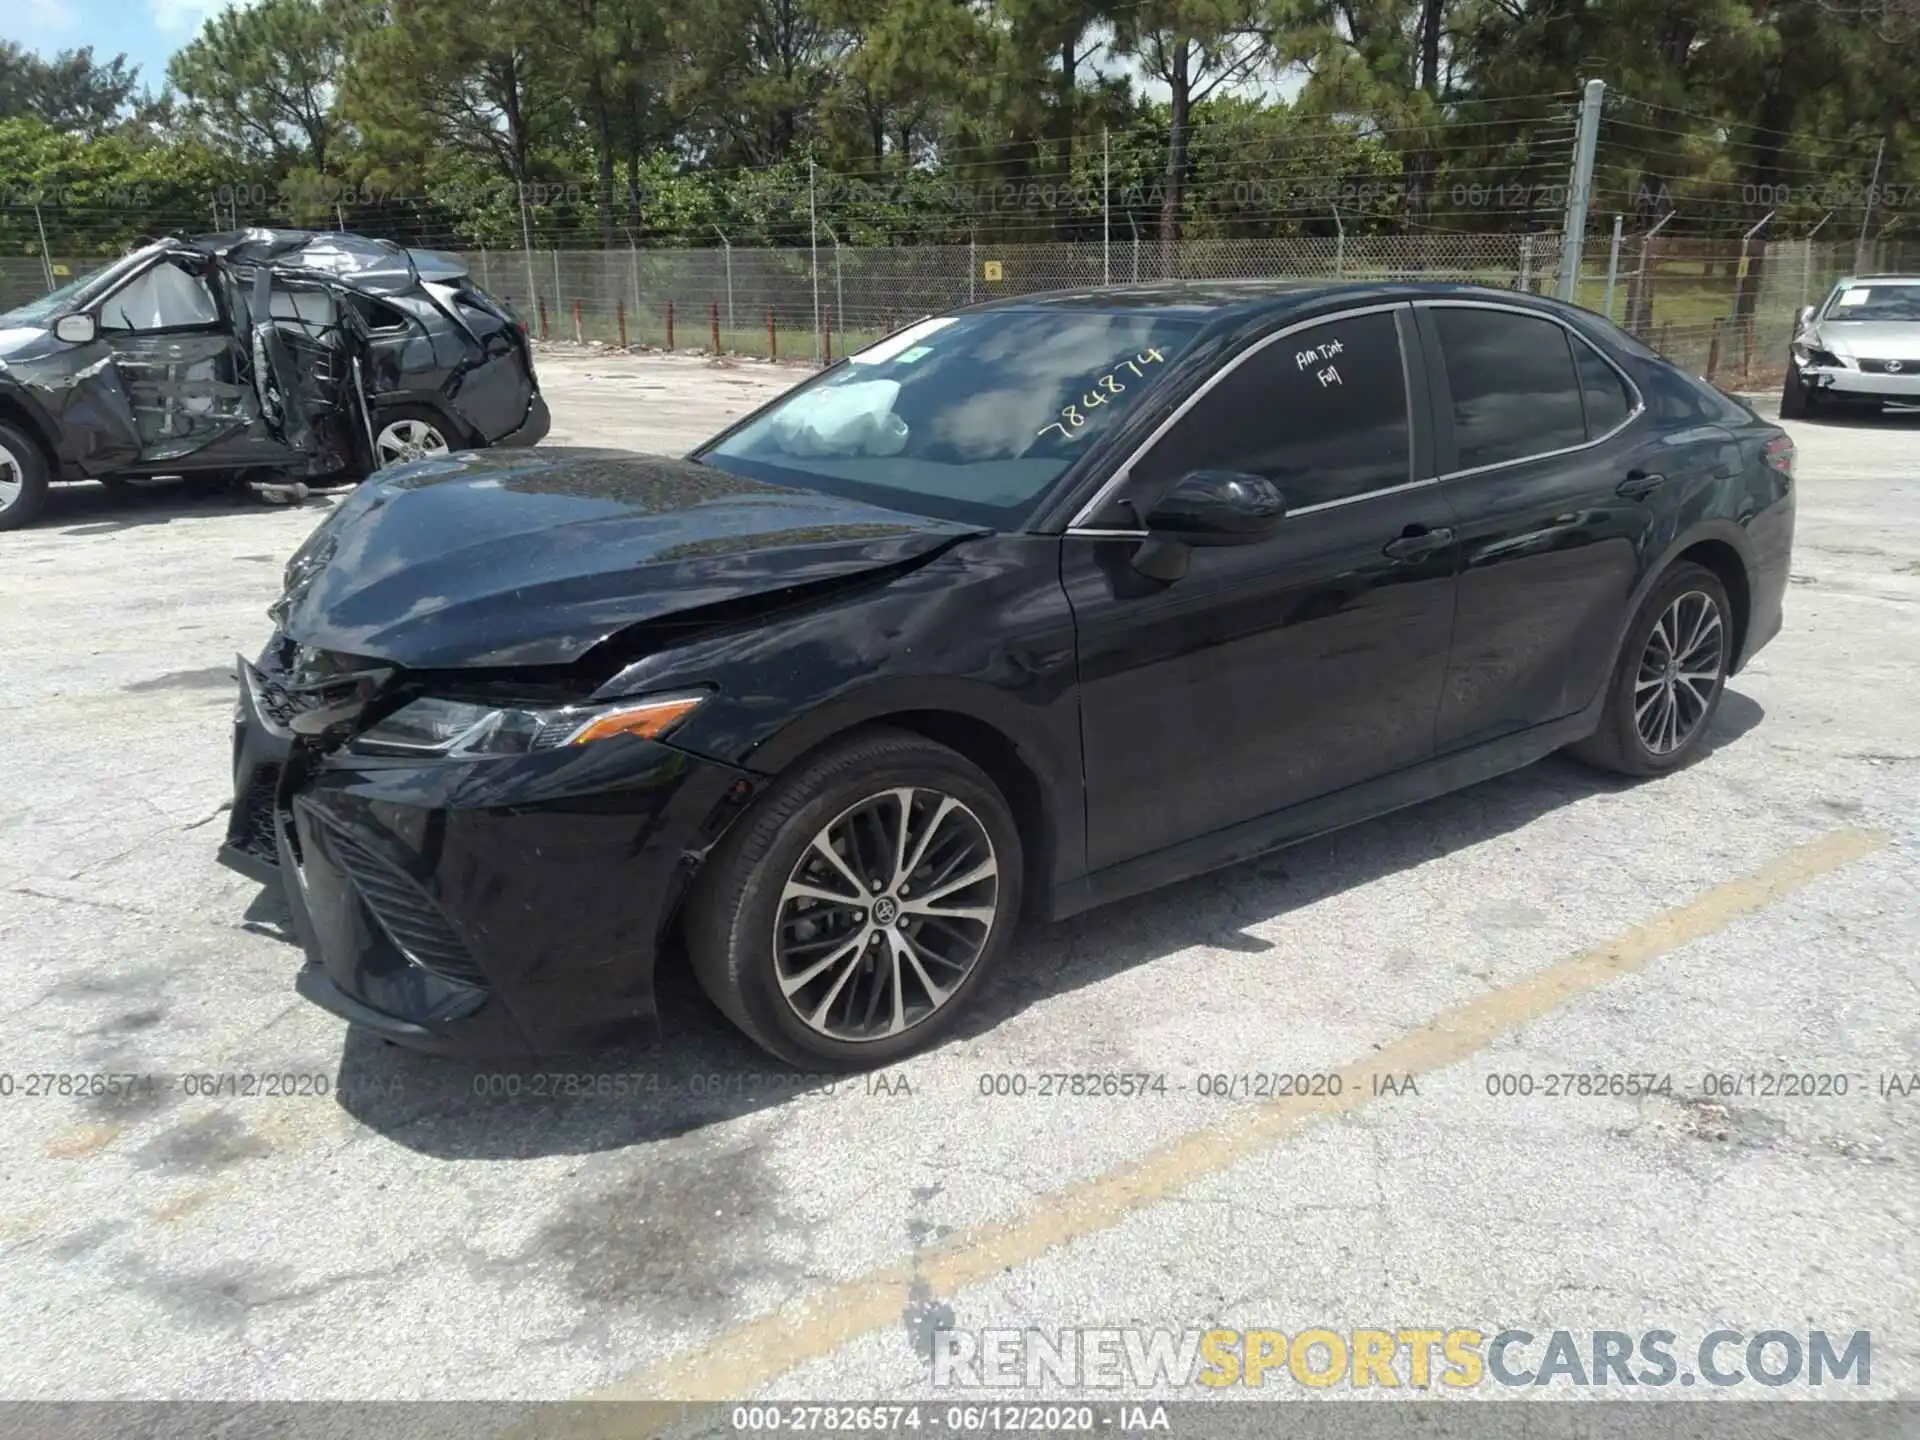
{"left": 1782, "top": 275, "right": 1920, "bottom": 417}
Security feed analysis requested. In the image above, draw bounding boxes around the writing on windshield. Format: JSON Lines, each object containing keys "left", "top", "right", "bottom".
{"left": 703, "top": 308, "right": 1203, "bottom": 526}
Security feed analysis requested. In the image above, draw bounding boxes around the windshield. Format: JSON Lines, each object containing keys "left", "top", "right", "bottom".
{"left": 1823, "top": 283, "right": 1920, "bottom": 322}
{"left": 699, "top": 307, "right": 1205, "bottom": 526}
{"left": 0, "top": 244, "right": 169, "bottom": 327}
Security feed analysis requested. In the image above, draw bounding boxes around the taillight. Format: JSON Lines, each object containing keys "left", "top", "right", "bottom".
{"left": 1763, "top": 434, "right": 1795, "bottom": 481}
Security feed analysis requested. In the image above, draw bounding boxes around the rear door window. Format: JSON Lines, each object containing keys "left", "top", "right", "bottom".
{"left": 1571, "top": 336, "right": 1636, "bottom": 439}
{"left": 1430, "top": 307, "right": 1587, "bottom": 470}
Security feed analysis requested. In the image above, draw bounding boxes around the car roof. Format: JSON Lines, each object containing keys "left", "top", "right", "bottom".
{"left": 966, "top": 278, "right": 1585, "bottom": 328}
{"left": 186, "top": 228, "right": 422, "bottom": 295}
{"left": 1835, "top": 275, "right": 1920, "bottom": 286}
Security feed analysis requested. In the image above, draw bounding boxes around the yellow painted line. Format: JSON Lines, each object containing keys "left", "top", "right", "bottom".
{"left": 589, "top": 826, "right": 1887, "bottom": 1407}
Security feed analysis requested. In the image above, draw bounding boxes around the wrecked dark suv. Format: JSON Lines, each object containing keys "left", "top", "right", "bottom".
{"left": 0, "top": 228, "right": 549, "bottom": 530}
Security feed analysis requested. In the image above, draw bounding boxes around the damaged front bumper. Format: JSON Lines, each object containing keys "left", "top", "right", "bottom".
{"left": 218, "top": 642, "right": 753, "bottom": 1055}
{"left": 1795, "top": 358, "right": 1920, "bottom": 401}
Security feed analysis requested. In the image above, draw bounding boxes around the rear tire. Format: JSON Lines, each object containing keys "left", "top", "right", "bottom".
{"left": 368, "top": 406, "right": 457, "bottom": 472}
{"left": 1568, "top": 561, "right": 1733, "bottom": 777}
{"left": 0, "top": 422, "right": 50, "bottom": 532}
{"left": 686, "top": 728, "right": 1024, "bottom": 1070}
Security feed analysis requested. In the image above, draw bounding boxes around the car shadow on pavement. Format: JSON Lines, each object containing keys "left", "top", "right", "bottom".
{"left": 1793, "top": 403, "right": 1920, "bottom": 429}
{"left": 31, "top": 477, "right": 342, "bottom": 535}
{"left": 331, "top": 690, "right": 1767, "bottom": 1160}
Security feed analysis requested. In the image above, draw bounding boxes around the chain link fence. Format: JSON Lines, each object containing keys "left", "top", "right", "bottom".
{"left": 8, "top": 233, "right": 1920, "bottom": 389}
{"left": 461, "top": 234, "right": 1570, "bottom": 361}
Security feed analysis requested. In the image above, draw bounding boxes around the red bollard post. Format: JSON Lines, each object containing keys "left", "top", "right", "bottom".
{"left": 710, "top": 300, "right": 721, "bottom": 355}
{"left": 823, "top": 307, "right": 832, "bottom": 364}
{"left": 616, "top": 298, "right": 627, "bottom": 350}
{"left": 665, "top": 300, "right": 674, "bottom": 352}
{"left": 536, "top": 296, "right": 549, "bottom": 341}
{"left": 572, "top": 297, "right": 583, "bottom": 345}
{"left": 767, "top": 308, "right": 776, "bottom": 361}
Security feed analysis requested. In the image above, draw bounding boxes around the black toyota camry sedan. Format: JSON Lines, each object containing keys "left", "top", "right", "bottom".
{"left": 220, "top": 281, "right": 1795, "bottom": 1068}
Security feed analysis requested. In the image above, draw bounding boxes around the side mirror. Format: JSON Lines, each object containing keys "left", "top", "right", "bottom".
{"left": 53, "top": 313, "right": 97, "bottom": 344}
{"left": 1132, "top": 470, "right": 1286, "bottom": 580}
{"left": 1796, "top": 305, "right": 1815, "bottom": 332}
{"left": 1144, "top": 470, "right": 1286, "bottom": 543}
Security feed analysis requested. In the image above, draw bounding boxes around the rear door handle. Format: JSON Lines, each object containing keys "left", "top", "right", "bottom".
{"left": 1382, "top": 525, "right": 1454, "bottom": 560}
{"left": 1617, "top": 470, "right": 1667, "bottom": 500}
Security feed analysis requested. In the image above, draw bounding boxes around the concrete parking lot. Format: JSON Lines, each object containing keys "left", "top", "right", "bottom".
{"left": 0, "top": 348, "right": 1915, "bottom": 1412}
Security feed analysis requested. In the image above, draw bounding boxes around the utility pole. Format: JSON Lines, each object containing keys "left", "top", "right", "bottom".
{"left": 1857, "top": 136, "right": 1886, "bottom": 272}
{"left": 1556, "top": 78, "right": 1606, "bottom": 302}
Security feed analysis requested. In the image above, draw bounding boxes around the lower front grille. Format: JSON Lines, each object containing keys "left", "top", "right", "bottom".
{"left": 229, "top": 763, "right": 282, "bottom": 864}
{"left": 321, "top": 824, "right": 489, "bottom": 990}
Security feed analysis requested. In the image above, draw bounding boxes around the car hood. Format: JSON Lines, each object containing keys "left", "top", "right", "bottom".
{"left": 0, "top": 325, "right": 58, "bottom": 365}
{"left": 1811, "top": 320, "right": 1920, "bottom": 359}
{"left": 275, "top": 448, "right": 986, "bottom": 669}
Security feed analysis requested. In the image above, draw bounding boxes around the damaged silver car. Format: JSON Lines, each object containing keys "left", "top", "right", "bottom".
{"left": 0, "top": 229, "right": 549, "bottom": 530}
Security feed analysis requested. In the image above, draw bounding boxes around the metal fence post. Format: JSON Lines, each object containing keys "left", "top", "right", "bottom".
{"left": 31, "top": 204, "right": 54, "bottom": 288}
{"left": 1803, "top": 212, "right": 1832, "bottom": 311}
{"left": 1102, "top": 129, "right": 1111, "bottom": 287}
{"left": 518, "top": 185, "right": 538, "bottom": 315}
{"left": 809, "top": 159, "right": 822, "bottom": 364}
{"left": 827, "top": 225, "right": 843, "bottom": 345}
{"left": 1519, "top": 234, "right": 1534, "bottom": 292}
{"left": 1857, "top": 136, "right": 1885, "bottom": 273}
{"left": 714, "top": 226, "right": 734, "bottom": 339}
{"left": 1602, "top": 216, "right": 1623, "bottom": 319}
{"left": 1556, "top": 78, "right": 1605, "bottom": 302}
{"left": 1628, "top": 209, "right": 1674, "bottom": 335}
{"left": 1332, "top": 205, "right": 1344, "bottom": 277}
{"left": 550, "top": 250, "right": 563, "bottom": 328}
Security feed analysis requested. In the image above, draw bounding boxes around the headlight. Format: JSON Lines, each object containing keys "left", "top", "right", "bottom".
{"left": 349, "top": 691, "right": 706, "bottom": 758}
{"left": 1798, "top": 344, "right": 1843, "bottom": 368}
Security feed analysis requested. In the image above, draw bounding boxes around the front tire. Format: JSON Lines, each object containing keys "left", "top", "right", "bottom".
{"left": 1779, "top": 363, "right": 1814, "bottom": 419}
{"left": 0, "top": 422, "right": 51, "bottom": 532}
{"left": 1568, "top": 561, "right": 1733, "bottom": 777}
{"left": 686, "top": 728, "right": 1024, "bottom": 1069}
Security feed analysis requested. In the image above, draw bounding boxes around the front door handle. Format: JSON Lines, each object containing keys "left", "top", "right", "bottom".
{"left": 1617, "top": 470, "right": 1667, "bottom": 500}
{"left": 1382, "top": 525, "right": 1454, "bottom": 560}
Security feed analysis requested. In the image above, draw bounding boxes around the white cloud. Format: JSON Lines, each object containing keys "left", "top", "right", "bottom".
{"left": 148, "top": 0, "right": 228, "bottom": 35}
{"left": 16, "top": 0, "right": 81, "bottom": 39}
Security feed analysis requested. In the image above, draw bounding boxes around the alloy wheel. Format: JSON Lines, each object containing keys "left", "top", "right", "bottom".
{"left": 374, "top": 418, "right": 450, "bottom": 467}
{"left": 0, "top": 440, "right": 22, "bottom": 514}
{"left": 773, "top": 787, "right": 1000, "bottom": 1042}
{"left": 1635, "top": 589, "right": 1724, "bottom": 756}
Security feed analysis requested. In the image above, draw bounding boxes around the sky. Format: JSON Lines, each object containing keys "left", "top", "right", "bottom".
{"left": 8, "top": 0, "right": 226, "bottom": 92}
{"left": 7, "top": 0, "right": 1295, "bottom": 109}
